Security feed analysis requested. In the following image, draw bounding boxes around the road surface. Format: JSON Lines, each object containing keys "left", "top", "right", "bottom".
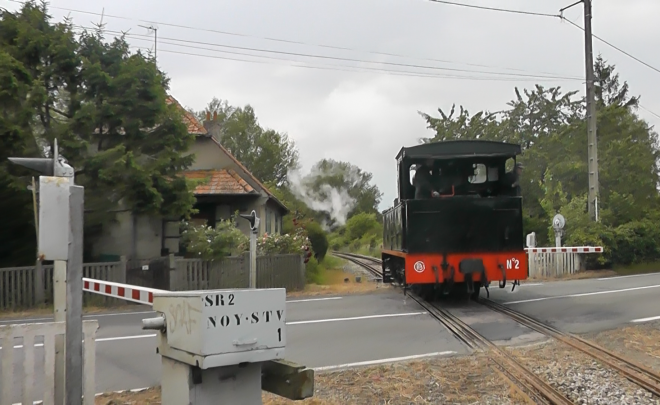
{"left": 2, "top": 271, "right": 660, "bottom": 402}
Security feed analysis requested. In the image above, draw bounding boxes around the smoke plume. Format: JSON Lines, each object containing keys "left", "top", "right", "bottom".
{"left": 286, "top": 164, "right": 362, "bottom": 228}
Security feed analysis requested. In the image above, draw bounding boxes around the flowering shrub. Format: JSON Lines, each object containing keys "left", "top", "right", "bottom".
{"left": 180, "top": 219, "right": 249, "bottom": 260}
{"left": 257, "top": 225, "right": 311, "bottom": 256}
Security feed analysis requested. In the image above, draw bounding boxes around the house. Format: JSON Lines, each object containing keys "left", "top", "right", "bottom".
{"left": 91, "top": 96, "right": 289, "bottom": 261}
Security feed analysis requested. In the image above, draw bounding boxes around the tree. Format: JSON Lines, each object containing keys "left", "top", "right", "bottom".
{"left": 194, "top": 98, "right": 300, "bottom": 186}
{"left": 0, "top": 2, "right": 79, "bottom": 265}
{"left": 0, "top": 3, "right": 198, "bottom": 262}
{"left": 70, "top": 29, "right": 197, "bottom": 226}
{"left": 418, "top": 59, "right": 660, "bottom": 257}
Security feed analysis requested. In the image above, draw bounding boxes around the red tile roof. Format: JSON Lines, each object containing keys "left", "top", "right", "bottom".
{"left": 166, "top": 96, "right": 207, "bottom": 135}
{"left": 207, "top": 137, "right": 287, "bottom": 211}
{"left": 165, "top": 94, "right": 288, "bottom": 212}
{"left": 183, "top": 169, "right": 255, "bottom": 195}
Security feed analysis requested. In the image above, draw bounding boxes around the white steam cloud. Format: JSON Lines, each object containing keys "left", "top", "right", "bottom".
{"left": 287, "top": 164, "right": 363, "bottom": 228}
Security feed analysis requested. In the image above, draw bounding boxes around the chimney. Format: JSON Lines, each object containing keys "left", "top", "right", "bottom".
{"left": 203, "top": 110, "right": 223, "bottom": 142}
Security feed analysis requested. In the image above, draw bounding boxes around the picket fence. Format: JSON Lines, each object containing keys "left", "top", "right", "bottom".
{"left": 0, "top": 253, "right": 306, "bottom": 311}
{"left": 0, "top": 320, "right": 99, "bottom": 405}
{"left": 527, "top": 251, "right": 584, "bottom": 278}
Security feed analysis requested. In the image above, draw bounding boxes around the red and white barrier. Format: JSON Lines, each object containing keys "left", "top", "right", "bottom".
{"left": 82, "top": 278, "right": 165, "bottom": 306}
{"left": 525, "top": 246, "right": 603, "bottom": 254}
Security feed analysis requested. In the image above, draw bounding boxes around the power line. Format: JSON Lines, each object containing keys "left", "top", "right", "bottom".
{"left": 2, "top": 0, "right": 577, "bottom": 79}
{"left": 66, "top": 23, "right": 581, "bottom": 82}
{"left": 561, "top": 17, "right": 660, "bottom": 75}
{"left": 70, "top": 24, "right": 582, "bottom": 83}
{"left": 425, "top": 0, "right": 561, "bottom": 18}
{"left": 640, "top": 104, "right": 660, "bottom": 121}
{"left": 70, "top": 25, "right": 575, "bottom": 83}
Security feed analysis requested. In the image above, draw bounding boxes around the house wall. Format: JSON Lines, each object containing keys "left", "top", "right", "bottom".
{"left": 91, "top": 211, "right": 163, "bottom": 260}
{"left": 263, "top": 200, "right": 284, "bottom": 235}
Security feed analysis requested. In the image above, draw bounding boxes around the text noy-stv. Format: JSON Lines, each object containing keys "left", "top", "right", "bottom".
{"left": 142, "top": 287, "right": 311, "bottom": 405}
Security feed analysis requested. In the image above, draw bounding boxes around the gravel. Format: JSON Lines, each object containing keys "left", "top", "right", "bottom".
{"left": 509, "top": 341, "right": 660, "bottom": 405}
{"left": 340, "top": 258, "right": 381, "bottom": 282}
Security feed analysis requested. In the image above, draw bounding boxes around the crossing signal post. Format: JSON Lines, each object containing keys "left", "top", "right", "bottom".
{"left": 240, "top": 210, "right": 260, "bottom": 288}
{"left": 8, "top": 139, "right": 85, "bottom": 405}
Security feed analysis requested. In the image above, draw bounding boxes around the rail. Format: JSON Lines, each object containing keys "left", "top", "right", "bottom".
{"left": 406, "top": 293, "right": 572, "bottom": 404}
{"left": 331, "top": 251, "right": 383, "bottom": 280}
{"left": 481, "top": 299, "right": 660, "bottom": 397}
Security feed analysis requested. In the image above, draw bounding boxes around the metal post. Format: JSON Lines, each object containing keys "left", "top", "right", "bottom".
{"left": 239, "top": 210, "right": 260, "bottom": 289}
{"left": 584, "top": 0, "right": 599, "bottom": 221}
{"left": 53, "top": 260, "right": 66, "bottom": 405}
{"left": 250, "top": 230, "right": 257, "bottom": 288}
{"left": 66, "top": 185, "right": 84, "bottom": 405}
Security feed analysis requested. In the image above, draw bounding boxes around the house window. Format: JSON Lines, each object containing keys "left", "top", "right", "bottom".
{"left": 274, "top": 213, "right": 280, "bottom": 234}
{"left": 266, "top": 208, "right": 272, "bottom": 234}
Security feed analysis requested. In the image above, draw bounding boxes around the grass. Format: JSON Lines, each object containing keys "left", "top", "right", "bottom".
{"left": 612, "top": 261, "right": 660, "bottom": 276}
{"left": 292, "top": 254, "right": 389, "bottom": 298}
{"left": 94, "top": 354, "right": 523, "bottom": 405}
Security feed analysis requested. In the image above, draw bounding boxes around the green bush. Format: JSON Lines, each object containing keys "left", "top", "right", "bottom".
{"left": 304, "top": 256, "right": 323, "bottom": 284}
{"left": 305, "top": 221, "right": 329, "bottom": 261}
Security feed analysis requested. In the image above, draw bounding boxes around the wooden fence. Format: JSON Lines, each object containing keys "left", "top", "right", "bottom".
{"left": 0, "top": 261, "right": 126, "bottom": 311}
{"left": 0, "top": 253, "right": 306, "bottom": 310}
{"left": 171, "top": 253, "right": 306, "bottom": 291}
{"left": 0, "top": 320, "right": 99, "bottom": 405}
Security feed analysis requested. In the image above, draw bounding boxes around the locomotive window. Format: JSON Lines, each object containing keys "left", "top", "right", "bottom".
{"left": 488, "top": 166, "right": 499, "bottom": 181}
{"left": 468, "top": 163, "right": 487, "bottom": 184}
{"left": 409, "top": 165, "right": 416, "bottom": 185}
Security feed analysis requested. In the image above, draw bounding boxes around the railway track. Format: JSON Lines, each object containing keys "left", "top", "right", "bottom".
{"left": 481, "top": 298, "right": 660, "bottom": 397}
{"left": 331, "top": 251, "right": 382, "bottom": 280}
{"left": 332, "top": 251, "right": 660, "bottom": 403}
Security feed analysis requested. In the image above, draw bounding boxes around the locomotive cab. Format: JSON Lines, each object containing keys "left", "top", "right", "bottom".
{"left": 382, "top": 140, "right": 528, "bottom": 300}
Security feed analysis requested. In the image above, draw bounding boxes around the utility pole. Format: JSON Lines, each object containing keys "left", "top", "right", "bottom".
{"left": 583, "top": 0, "right": 599, "bottom": 221}
{"left": 139, "top": 24, "right": 158, "bottom": 62}
{"left": 560, "top": 0, "right": 599, "bottom": 221}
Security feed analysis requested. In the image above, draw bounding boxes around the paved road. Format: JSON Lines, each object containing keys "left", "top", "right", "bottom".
{"left": 485, "top": 271, "right": 660, "bottom": 333}
{"left": 2, "top": 271, "right": 660, "bottom": 402}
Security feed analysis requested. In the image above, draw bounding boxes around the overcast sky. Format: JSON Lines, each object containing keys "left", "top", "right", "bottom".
{"left": 4, "top": 0, "right": 660, "bottom": 211}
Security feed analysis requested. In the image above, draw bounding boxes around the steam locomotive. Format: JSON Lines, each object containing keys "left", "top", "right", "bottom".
{"left": 381, "top": 140, "right": 528, "bottom": 300}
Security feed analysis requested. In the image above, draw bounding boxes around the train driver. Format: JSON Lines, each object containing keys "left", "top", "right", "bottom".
{"left": 413, "top": 159, "right": 440, "bottom": 199}
{"left": 503, "top": 162, "right": 524, "bottom": 196}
